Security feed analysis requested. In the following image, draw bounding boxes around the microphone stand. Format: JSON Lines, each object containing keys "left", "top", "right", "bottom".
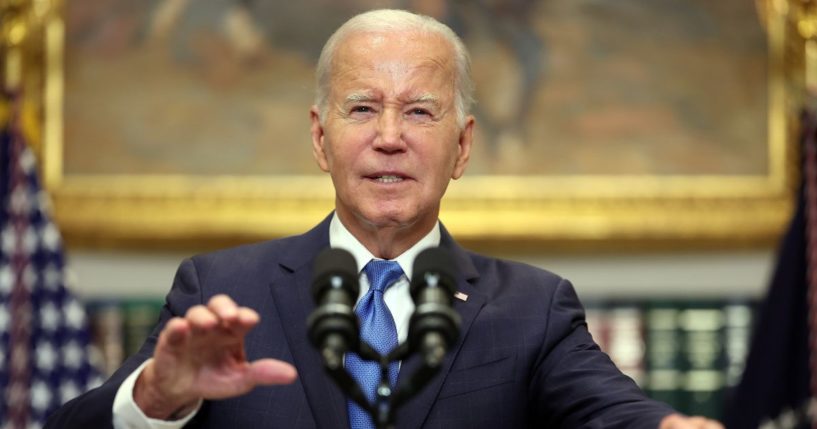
{"left": 310, "top": 247, "right": 459, "bottom": 429}
{"left": 318, "top": 339, "right": 448, "bottom": 429}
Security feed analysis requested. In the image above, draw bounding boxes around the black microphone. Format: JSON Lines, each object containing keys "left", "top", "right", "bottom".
{"left": 408, "top": 247, "right": 461, "bottom": 368}
{"left": 307, "top": 248, "right": 360, "bottom": 370}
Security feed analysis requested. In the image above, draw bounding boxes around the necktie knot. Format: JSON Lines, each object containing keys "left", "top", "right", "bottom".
{"left": 364, "top": 260, "right": 403, "bottom": 293}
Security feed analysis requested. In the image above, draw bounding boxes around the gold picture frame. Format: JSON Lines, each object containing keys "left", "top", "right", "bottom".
{"left": 8, "top": 0, "right": 807, "bottom": 249}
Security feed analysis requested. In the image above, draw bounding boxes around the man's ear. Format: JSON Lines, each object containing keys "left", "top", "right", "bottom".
{"left": 451, "top": 115, "right": 475, "bottom": 179}
{"left": 310, "top": 106, "right": 330, "bottom": 172}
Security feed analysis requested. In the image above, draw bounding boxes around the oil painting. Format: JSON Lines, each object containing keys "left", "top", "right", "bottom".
{"left": 38, "top": 0, "right": 793, "bottom": 245}
{"left": 63, "top": 0, "right": 768, "bottom": 177}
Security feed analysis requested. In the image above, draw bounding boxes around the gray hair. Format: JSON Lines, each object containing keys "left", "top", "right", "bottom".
{"left": 314, "top": 9, "right": 474, "bottom": 127}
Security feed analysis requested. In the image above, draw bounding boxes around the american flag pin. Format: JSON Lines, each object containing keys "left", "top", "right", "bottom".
{"left": 454, "top": 291, "right": 468, "bottom": 301}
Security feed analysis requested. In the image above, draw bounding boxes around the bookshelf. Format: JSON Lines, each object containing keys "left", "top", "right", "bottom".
{"left": 82, "top": 296, "right": 756, "bottom": 421}
{"left": 72, "top": 247, "right": 775, "bottom": 420}
{"left": 584, "top": 299, "right": 755, "bottom": 420}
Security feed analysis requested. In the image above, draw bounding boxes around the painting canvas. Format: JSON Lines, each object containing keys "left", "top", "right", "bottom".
{"left": 36, "top": 0, "right": 792, "bottom": 246}
{"left": 63, "top": 0, "right": 768, "bottom": 178}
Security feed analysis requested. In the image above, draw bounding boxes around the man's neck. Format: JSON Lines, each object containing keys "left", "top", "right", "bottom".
{"left": 337, "top": 212, "right": 437, "bottom": 260}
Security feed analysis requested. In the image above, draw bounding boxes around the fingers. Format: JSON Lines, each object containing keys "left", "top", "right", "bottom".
{"left": 660, "top": 414, "right": 724, "bottom": 429}
{"left": 184, "top": 294, "right": 260, "bottom": 333}
{"left": 249, "top": 359, "right": 298, "bottom": 385}
{"left": 208, "top": 294, "right": 260, "bottom": 331}
{"left": 686, "top": 417, "right": 724, "bottom": 429}
{"left": 154, "top": 317, "right": 193, "bottom": 359}
{"left": 156, "top": 295, "right": 261, "bottom": 355}
{"left": 208, "top": 294, "right": 239, "bottom": 321}
{"left": 163, "top": 317, "right": 191, "bottom": 347}
{"left": 186, "top": 305, "right": 219, "bottom": 330}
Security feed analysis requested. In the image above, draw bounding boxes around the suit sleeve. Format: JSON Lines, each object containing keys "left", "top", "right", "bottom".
{"left": 529, "top": 278, "right": 675, "bottom": 428}
{"left": 45, "top": 258, "right": 205, "bottom": 429}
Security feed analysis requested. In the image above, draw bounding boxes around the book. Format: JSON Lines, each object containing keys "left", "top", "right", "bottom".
{"left": 678, "top": 303, "right": 727, "bottom": 419}
{"left": 122, "top": 299, "right": 164, "bottom": 357}
{"left": 606, "top": 305, "right": 645, "bottom": 387}
{"left": 644, "top": 302, "right": 684, "bottom": 410}
{"left": 87, "top": 300, "right": 125, "bottom": 376}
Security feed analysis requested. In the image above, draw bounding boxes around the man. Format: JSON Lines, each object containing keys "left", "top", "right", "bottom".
{"left": 48, "top": 9, "right": 722, "bottom": 429}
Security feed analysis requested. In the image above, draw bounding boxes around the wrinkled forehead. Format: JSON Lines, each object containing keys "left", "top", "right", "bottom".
{"left": 330, "top": 30, "right": 456, "bottom": 85}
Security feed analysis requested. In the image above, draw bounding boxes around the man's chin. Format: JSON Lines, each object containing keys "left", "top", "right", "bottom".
{"left": 339, "top": 202, "right": 437, "bottom": 235}
{"left": 359, "top": 212, "right": 415, "bottom": 231}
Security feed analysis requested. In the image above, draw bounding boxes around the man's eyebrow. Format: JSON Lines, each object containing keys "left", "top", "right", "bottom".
{"left": 407, "top": 94, "right": 440, "bottom": 105}
{"left": 343, "top": 92, "right": 376, "bottom": 104}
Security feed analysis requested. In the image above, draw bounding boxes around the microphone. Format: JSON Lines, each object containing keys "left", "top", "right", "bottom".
{"left": 307, "top": 248, "right": 360, "bottom": 370}
{"left": 408, "top": 247, "right": 461, "bottom": 368}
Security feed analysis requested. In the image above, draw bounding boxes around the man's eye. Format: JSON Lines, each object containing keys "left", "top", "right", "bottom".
{"left": 351, "top": 106, "right": 372, "bottom": 113}
{"left": 409, "top": 108, "right": 430, "bottom": 116}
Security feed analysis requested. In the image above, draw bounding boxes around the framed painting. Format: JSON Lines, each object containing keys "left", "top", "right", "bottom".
{"left": 18, "top": 0, "right": 806, "bottom": 247}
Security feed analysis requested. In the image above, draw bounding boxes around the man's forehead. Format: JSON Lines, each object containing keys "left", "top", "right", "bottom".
{"left": 324, "top": 29, "right": 456, "bottom": 108}
{"left": 334, "top": 30, "right": 453, "bottom": 68}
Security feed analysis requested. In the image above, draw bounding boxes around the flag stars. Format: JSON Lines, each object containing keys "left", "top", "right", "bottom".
{"left": 89, "top": 373, "right": 105, "bottom": 390}
{"left": 37, "top": 190, "right": 55, "bottom": 214}
{"left": 30, "top": 379, "right": 52, "bottom": 412}
{"left": 43, "top": 264, "right": 61, "bottom": 290}
{"left": 62, "top": 340, "right": 84, "bottom": 369}
{"left": 1, "top": 226, "right": 14, "bottom": 254}
{"left": 2, "top": 124, "right": 99, "bottom": 427}
{"left": 40, "top": 223, "right": 61, "bottom": 252}
{"left": 35, "top": 341, "right": 57, "bottom": 372}
{"left": 60, "top": 380, "right": 80, "bottom": 404}
{"left": 64, "top": 299, "right": 86, "bottom": 330}
{"left": 19, "top": 147, "right": 36, "bottom": 174}
{"left": 40, "top": 302, "right": 60, "bottom": 332}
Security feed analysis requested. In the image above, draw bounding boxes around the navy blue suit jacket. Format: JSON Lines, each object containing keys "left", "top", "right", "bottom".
{"left": 47, "top": 215, "right": 673, "bottom": 428}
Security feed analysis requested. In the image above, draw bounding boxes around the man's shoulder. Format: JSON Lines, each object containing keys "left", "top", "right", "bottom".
{"left": 186, "top": 228, "right": 325, "bottom": 277}
{"left": 458, "top": 249, "right": 582, "bottom": 324}
{"left": 196, "top": 235, "right": 301, "bottom": 260}
{"left": 189, "top": 215, "right": 331, "bottom": 267}
{"left": 462, "top": 248, "right": 566, "bottom": 288}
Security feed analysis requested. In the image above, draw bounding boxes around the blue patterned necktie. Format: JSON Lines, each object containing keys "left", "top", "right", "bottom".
{"left": 347, "top": 260, "right": 403, "bottom": 429}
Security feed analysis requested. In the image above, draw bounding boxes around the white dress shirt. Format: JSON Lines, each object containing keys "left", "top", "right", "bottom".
{"left": 111, "top": 214, "right": 440, "bottom": 428}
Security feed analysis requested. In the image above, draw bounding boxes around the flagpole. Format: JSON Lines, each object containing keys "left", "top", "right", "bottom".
{"left": 1, "top": 1, "right": 27, "bottom": 93}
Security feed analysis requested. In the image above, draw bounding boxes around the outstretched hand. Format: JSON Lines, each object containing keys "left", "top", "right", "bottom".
{"left": 134, "top": 294, "right": 298, "bottom": 419}
{"left": 659, "top": 413, "right": 724, "bottom": 429}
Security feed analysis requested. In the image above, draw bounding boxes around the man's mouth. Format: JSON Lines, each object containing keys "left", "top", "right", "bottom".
{"left": 373, "top": 175, "right": 404, "bottom": 183}
{"left": 366, "top": 173, "right": 409, "bottom": 184}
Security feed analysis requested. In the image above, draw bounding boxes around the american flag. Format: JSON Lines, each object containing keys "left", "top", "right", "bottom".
{"left": 0, "top": 92, "right": 102, "bottom": 428}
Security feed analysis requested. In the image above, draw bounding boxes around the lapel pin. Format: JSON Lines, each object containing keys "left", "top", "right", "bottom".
{"left": 454, "top": 291, "right": 468, "bottom": 302}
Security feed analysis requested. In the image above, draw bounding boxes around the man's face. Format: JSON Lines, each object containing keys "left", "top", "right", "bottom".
{"left": 311, "top": 30, "right": 473, "bottom": 236}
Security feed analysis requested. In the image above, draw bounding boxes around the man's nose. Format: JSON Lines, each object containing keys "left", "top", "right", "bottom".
{"left": 373, "top": 109, "right": 406, "bottom": 152}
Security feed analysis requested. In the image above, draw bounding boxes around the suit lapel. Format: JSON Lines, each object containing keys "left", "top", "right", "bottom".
{"left": 394, "top": 227, "right": 487, "bottom": 429}
{"left": 269, "top": 218, "right": 486, "bottom": 429}
{"left": 269, "top": 215, "right": 350, "bottom": 429}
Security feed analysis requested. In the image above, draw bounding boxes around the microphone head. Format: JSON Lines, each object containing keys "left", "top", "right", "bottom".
{"left": 311, "top": 248, "right": 359, "bottom": 300}
{"left": 410, "top": 247, "right": 458, "bottom": 298}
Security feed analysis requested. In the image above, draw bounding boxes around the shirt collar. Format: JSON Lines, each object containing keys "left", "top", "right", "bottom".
{"left": 328, "top": 213, "right": 441, "bottom": 280}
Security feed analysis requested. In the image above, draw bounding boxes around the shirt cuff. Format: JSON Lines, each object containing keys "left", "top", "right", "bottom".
{"left": 112, "top": 358, "right": 203, "bottom": 429}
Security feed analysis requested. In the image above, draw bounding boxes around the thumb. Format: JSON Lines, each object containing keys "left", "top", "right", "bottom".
{"left": 248, "top": 359, "right": 298, "bottom": 386}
